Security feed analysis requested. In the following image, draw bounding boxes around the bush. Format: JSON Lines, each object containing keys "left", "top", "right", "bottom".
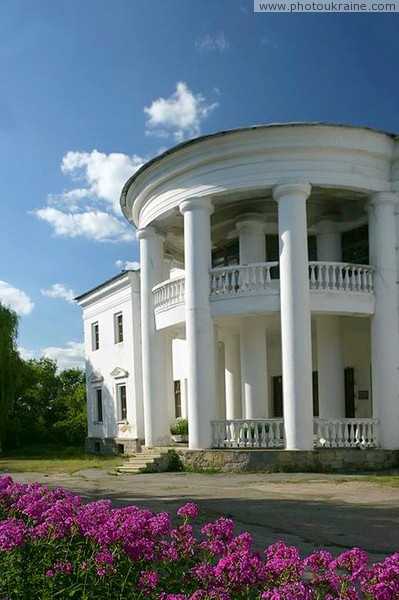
{"left": 0, "top": 475, "right": 398, "bottom": 599}
{"left": 170, "top": 418, "right": 189, "bottom": 436}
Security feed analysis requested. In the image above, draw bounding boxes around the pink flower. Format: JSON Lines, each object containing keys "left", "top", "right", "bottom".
{"left": 177, "top": 502, "right": 198, "bottom": 520}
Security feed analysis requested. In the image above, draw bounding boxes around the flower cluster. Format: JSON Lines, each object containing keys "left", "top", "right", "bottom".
{"left": 0, "top": 475, "right": 398, "bottom": 599}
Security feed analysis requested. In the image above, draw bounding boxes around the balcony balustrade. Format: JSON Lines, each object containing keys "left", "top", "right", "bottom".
{"left": 212, "top": 418, "right": 379, "bottom": 449}
{"left": 153, "top": 276, "right": 185, "bottom": 312}
{"left": 209, "top": 262, "right": 279, "bottom": 296}
{"left": 153, "top": 262, "right": 375, "bottom": 313}
{"left": 309, "top": 262, "right": 374, "bottom": 293}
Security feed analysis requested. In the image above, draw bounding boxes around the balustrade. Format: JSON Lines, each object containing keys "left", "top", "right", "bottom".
{"left": 153, "top": 276, "right": 185, "bottom": 312}
{"left": 212, "top": 418, "right": 379, "bottom": 449}
{"left": 309, "top": 262, "right": 374, "bottom": 293}
{"left": 314, "top": 418, "right": 379, "bottom": 448}
{"left": 212, "top": 419, "right": 285, "bottom": 448}
{"left": 153, "top": 262, "right": 374, "bottom": 312}
{"left": 210, "top": 262, "right": 279, "bottom": 296}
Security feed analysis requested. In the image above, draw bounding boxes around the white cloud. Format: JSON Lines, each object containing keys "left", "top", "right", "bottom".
{"left": 144, "top": 82, "right": 219, "bottom": 142}
{"left": 42, "top": 341, "right": 85, "bottom": 371}
{"left": 41, "top": 283, "right": 76, "bottom": 304}
{"left": 0, "top": 281, "right": 34, "bottom": 316}
{"left": 18, "top": 347, "right": 36, "bottom": 360}
{"left": 60, "top": 150, "right": 144, "bottom": 214}
{"left": 33, "top": 150, "right": 144, "bottom": 243}
{"left": 35, "top": 207, "right": 134, "bottom": 243}
{"left": 18, "top": 342, "right": 85, "bottom": 371}
{"left": 195, "top": 32, "right": 229, "bottom": 54}
{"left": 115, "top": 259, "right": 140, "bottom": 271}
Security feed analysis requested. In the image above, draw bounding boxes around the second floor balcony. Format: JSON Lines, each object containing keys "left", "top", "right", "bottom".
{"left": 152, "top": 261, "right": 375, "bottom": 329}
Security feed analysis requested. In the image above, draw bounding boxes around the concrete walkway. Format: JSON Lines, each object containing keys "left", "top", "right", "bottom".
{"left": 6, "top": 470, "right": 399, "bottom": 563}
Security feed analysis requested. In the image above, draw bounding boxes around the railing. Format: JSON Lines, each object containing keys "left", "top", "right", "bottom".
{"left": 212, "top": 418, "right": 379, "bottom": 449}
{"left": 153, "top": 276, "right": 185, "bottom": 312}
{"left": 153, "top": 262, "right": 375, "bottom": 312}
{"left": 309, "top": 262, "right": 374, "bottom": 293}
{"left": 314, "top": 419, "right": 379, "bottom": 448}
{"left": 212, "top": 419, "right": 285, "bottom": 448}
{"left": 210, "top": 262, "right": 279, "bottom": 296}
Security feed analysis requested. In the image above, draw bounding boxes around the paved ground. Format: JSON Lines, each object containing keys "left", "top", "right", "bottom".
{"left": 5, "top": 469, "right": 399, "bottom": 563}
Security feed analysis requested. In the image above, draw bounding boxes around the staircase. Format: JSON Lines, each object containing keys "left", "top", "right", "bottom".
{"left": 115, "top": 447, "right": 172, "bottom": 474}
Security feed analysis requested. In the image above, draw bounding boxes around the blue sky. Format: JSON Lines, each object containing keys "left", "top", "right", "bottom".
{"left": 1, "top": 0, "right": 399, "bottom": 369}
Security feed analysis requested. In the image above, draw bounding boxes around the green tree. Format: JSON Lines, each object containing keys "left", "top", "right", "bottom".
{"left": 6, "top": 358, "right": 87, "bottom": 448}
{"left": 52, "top": 368, "right": 87, "bottom": 445}
{"left": 0, "top": 303, "right": 20, "bottom": 451}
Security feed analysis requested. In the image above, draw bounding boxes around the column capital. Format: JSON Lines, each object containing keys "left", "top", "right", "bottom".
{"left": 273, "top": 182, "right": 311, "bottom": 203}
{"left": 367, "top": 192, "right": 399, "bottom": 210}
{"left": 179, "top": 197, "right": 214, "bottom": 216}
{"left": 235, "top": 213, "right": 266, "bottom": 235}
{"left": 136, "top": 226, "right": 165, "bottom": 242}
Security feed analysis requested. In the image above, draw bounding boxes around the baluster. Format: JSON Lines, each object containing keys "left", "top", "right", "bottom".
{"left": 309, "top": 264, "right": 316, "bottom": 289}
{"left": 338, "top": 265, "right": 344, "bottom": 291}
{"left": 260, "top": 422, "right": 266, "bottom": 447}
{"left": 229, "top": 422, "right": 235, "bottom": 447}
{"left": 266, "top": 265, "right": 271, "bottom": 283}
{"left": 330, "top": 265, "right": 336, "bottom": 290}
{"left": 210, "top": 273, "right": 216, "bottom": 295}
{"left": 356, "top": 269, "right": 362, "bottom": 292}
{"left": 330, "top": 422, "right": 337, "bottom": 447}
{"left": 324, "top": 264, "right": 330, "bottom": 289}
{"left": 359, "top": 269, "right": 365, "bottom": 292}
{"left": 315, "top": 421, "right": 321, "bottom": 447}
{"left": 250, "top": 267, "right": 256, "bottom": 291}
{"left": 352, "top": 267, "right": 357, "bottom": 291}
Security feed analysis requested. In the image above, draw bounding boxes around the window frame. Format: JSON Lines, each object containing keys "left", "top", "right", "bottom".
{"left": 116, "top": 383, "right": 127, "bottom": 422}
{"left": 114, "top": 312, "right": 124, "bottom": 344}
{"left": 94, "top": 387, "right": 103, "bottom": 423}
{"left": 91, "top": 322, "right": 100, "bottom": 351}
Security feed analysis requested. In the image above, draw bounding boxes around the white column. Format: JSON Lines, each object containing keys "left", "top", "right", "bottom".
{"left": 316, "top": 219, "right": 342, "bottom": 262}
{"left": 240, "top": 317, "right": 268, "bottom": 418}
{"left": 235, "top": 213, "right": 266, "bottom": 264}
{"left": 273, "top": 182, "right": 313, "bottom": 450}
{"left": 236, "top": 214, "right": 269, "bottom": 418}
{"left": 316, "top": 316, "right": 346, "bottom": 418}
{"left": 316, "top": 220, "right": 345, "bottom": 418}
{"left": 218, "top": 339, "right": 226, "bottom": 420}
{"left": 224, "top": 333, "right": 242, "bottom": 419}
{"left": 136, "top": 227, "right": 171, "bottom": 447}
{"left": 368, "top": 192, "right": 399, "bottom": 449}
{"left": 164, "top": 334, "right": 175, "bottom": 427}
{"left": 180, "top": 197, "right": 217, "bottom": 449}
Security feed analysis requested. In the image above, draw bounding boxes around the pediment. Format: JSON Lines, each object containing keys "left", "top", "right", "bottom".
{"left": 111, "top": 367, "right": 129, "bottom": 379}
{"left": 88, "top": 371, "right": 104, "bottom": 383}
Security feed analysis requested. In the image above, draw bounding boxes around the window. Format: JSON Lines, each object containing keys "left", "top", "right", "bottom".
{"left": 117, "top": 384, "right": 127, "bottom": 421}
{"left": 91, "top": 322, "right": 99, "bottom": 350}
{"left": 95, "top": 388, "right": 103, "bottom": 422}
{"left": 174, "top": 380, "right": 182, "bottom": 418}
{"left": 114, "top": 313, "right": 124, "bottom": 343}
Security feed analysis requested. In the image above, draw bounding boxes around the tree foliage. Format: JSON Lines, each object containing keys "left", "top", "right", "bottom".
{"left": 0, "top": 301, "right": 87, "bottom": 451}
{"left": 0, "top": 303, "right": 20, "bottom": 451}
{"left": 5, "top": 359, "right": 87, "bottom": 448}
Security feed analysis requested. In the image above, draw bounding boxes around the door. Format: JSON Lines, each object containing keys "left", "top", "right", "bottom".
{"left": 345, "top": 367, "right": 355, "bottom": 418}
{"left": 273, "top": 375, "right": 283, "bottom": 417}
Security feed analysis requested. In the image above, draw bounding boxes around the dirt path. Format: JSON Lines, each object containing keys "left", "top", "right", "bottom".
{"left": 6, "top": 470, "right": 399, "bottom": 562}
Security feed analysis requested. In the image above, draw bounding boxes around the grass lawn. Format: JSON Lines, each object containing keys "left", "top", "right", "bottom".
{"left": 0, "top": 444, "right": 124, "bottom": 474}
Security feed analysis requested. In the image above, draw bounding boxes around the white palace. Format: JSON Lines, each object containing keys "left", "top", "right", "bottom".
{"left": 77, "top": 123, "right": 399, "bottom": 456}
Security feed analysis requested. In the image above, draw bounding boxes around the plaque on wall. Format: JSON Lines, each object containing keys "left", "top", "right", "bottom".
{"left": 358, "top": 390, "right": 369, "bottom": 400}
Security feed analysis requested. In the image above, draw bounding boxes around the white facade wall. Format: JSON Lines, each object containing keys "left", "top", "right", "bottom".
{"left": 78, "top": 271, "right": 144, "bottom": 450}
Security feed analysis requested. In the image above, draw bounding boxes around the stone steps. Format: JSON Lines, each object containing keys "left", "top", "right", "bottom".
{"left": 115, "top": 448, "right": 171, "bottom": 474}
